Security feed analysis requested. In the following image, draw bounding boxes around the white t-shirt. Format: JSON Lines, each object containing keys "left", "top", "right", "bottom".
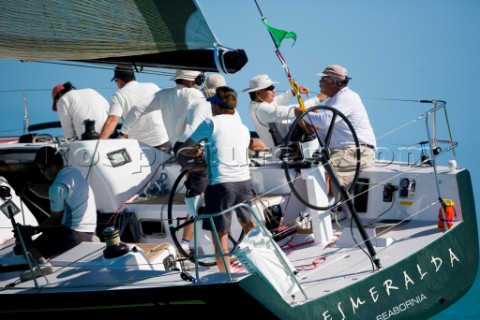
{"left": 179, "top": 98, "right": 242, "bottom": 143}
{"left": 309, "top": 87, "right": 376, "bottom": 149}
{"left": 249, "top": 90, "right": 320, "bottom": 149}
{"left": 49, "top": 167, "right": 97, "bottom": 233}
{"left": 189, "top": 115, "right": 251, "bottom": 185}
{"left": 109, "top": 81, "right": 168, "bottom": 147}
{"left": 121, "top": 84, "right": 204, "bottom": 145}
{"left": 56, "top": 88, "right": 109, "bottom": 140}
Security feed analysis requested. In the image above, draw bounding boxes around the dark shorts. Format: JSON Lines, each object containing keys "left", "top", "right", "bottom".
{"left": 173, "top": 141, "right": 208, "bottom": 196}
{"left": 30, "top": 225, "right": 93, "bottom": 259}
{"left": 202, "top": 180, "right": 253, "bottom": 233}
{"left": 184, "top": 170, "right": 208, "bottom": 197}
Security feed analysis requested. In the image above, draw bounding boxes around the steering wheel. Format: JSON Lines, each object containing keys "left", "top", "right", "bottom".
{"left": 167, "top": 169, "right": 244, "bottom": 266}
{"left": 283, "top": 105, "right": 361, "bottom": 211}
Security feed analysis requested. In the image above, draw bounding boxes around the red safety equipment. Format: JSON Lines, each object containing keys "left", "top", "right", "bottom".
{"left": 438, "top": 198, "right": 455, "bottom": 229}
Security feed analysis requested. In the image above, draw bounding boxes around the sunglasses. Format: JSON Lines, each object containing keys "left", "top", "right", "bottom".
{"left": 320, "top": 76, "right": 332, "bottom": 82}
{"left": 264, "top": 85, "right": 275, "bottom": 91}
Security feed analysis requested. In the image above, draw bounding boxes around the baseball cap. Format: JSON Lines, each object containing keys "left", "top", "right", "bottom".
{"left": 51, "top": 83, "right": 65, "bottom": 112}
{"left": 316, "top": 64, "right": 349, "bottom": 80}
{"left": 111, "top": 65, "right": 135, "bottom": 82}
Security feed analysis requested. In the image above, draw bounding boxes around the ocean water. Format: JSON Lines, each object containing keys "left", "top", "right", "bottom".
{"left": 430, "top": 260, "right": 480, "bottom": 319}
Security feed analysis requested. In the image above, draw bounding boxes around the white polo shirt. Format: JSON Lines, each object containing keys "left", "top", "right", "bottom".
{"left": 109, "top": 81, "right": 168, "bottom": 147}
{"left": 308, "top": 87, "right": 376, "bottom": 150}
{"left": 121, "top": 84, "right": 204, "bottom": 145}
{"left": 56, "top": 88, "right": 109, "bottom": 140}
{"left": 49, "top": 167, "right": 97, "bottom": 233}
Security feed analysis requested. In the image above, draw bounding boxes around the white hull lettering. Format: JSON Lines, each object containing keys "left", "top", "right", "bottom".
{"left": 383, "top": 279, "right": 399, "bottom": 296}
{"left": 350, "top": 296, "right": 366, "bottom": 314}
{"left": 449, "top": 248, "right": 460, "bottom": 266}
{"left": 403, "top": 271, "right": 415, "bottom": 289}
{"left": 417, "top": 264, "right": 427, "bottom": 280}
{"left": 338, "top": 302, "right": 346, "bottom": 320}
{"left": 369, "top": 287, "right": 379, "bottom": 303}
{"left": 376, "top": 294, "right": 427, "bottom": 320}
{"left": 431, "top": 255, "right": 443, "bottom": 271}
{"left": 322, "top": 310, "right": 332, "bottom": 320}
{"left": 317, "top": 248, "right": 458, "bottom": 319}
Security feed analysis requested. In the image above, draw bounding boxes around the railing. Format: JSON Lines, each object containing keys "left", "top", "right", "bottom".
{"left": 190, "top": 202, "right": 308, "bottom": 301}
{"left": 420, "top": 101, "right": 458, "bottom": 231}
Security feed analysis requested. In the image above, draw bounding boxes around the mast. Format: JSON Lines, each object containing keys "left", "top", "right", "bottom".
{"left": 22, "top": 91, "right": 29, "bottom": 134}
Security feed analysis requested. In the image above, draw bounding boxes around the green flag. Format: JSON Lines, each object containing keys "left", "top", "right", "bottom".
{"left": 262, "top": 19, "right": 297, "bottom": 48}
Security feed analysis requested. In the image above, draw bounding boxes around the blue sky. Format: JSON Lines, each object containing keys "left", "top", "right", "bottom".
{"left": 0, "top": 1, "right": 479, "bottom": 317}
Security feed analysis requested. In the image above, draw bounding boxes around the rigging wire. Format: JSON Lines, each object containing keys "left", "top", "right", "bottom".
{"left": 10, "top": 60, "right": 177, "bottom": 79}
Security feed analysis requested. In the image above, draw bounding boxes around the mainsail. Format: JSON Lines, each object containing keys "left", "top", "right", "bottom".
{"left": 0, "top": 0, "right": 247, "bottom": 73}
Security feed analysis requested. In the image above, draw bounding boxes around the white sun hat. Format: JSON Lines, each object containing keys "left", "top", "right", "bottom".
{"left": 170, "top": 69, "right": 202, "bottom": 81}
{"left": 203, "top": 74, "right": 226, "bottom": 97}
{"left": 242, "top": 74, "right": 279, "bottom": 93}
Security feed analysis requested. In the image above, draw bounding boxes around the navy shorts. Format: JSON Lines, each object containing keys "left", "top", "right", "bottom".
{"left": 202, "top": 180, "right": 253, "bottom": 233}
{"left": 174, "top": 142, "right": 208, "bottom": 195}
{"left": 30, "top": 225, "right": 93, "bottom": 259}
{"left": 184, "top": 169, "right": 208, "bottom": 196}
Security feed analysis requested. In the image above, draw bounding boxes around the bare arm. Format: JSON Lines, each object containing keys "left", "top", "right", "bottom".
{"left": 292, "top": 85, "right": 310, "bottom": 97}
{"left": 317, "top": 92, "right": 328, "bottom": 103}
{"left": 249, "top": 138, "right": 269, "bottom": 152}
{"left": 99, "top": 115, "right": 121, "bottom": 139}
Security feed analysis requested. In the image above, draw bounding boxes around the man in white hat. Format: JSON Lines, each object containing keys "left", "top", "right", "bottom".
{"left": 244, "top": 74, "right": 324, "bottom": 151}
{"left": 294, "top": 64, "right": 376, "bottom": 221}
{"left": 119, "top": 69, "right": 205, "bottom": 148}
{"left": 99, "top": 65, "right": 169, "bottom": 151}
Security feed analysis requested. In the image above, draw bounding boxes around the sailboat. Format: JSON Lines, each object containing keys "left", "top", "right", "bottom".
{"left": 0, "top": 1, "right": 477, "bottom": 319}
